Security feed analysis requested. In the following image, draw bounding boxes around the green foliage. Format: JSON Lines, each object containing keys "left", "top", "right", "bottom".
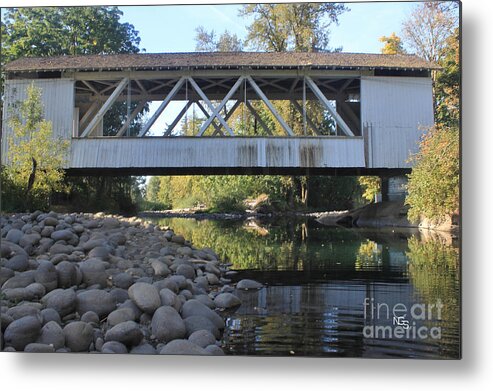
{"left": 2, "top": 6, "right": 145, "bottom": 213}
{"left": 435, "top": 27, "right": 460, "bottom": 128}
{"left": 406, "top": 126, "right": 459, "bottom": 224}
{"left": 406, "top": 236, "right": 459, "bottom": 325}
{"left": 1, "top": 7, "right": 140, "bottom": 60}
{"left": 3, "top": 83, "right": 69, "bottom": 211}
{"left": 358, "top": 176, "right": 381, "bottom": 202}
{"left": 56, "top": 176, "right": 142, "bottom": 214}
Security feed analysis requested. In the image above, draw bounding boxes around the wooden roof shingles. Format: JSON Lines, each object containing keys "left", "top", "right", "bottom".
{"left": 4, "top": 51, "right": 440, "bottom": 73}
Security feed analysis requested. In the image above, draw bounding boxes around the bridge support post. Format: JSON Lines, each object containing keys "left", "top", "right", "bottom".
{"left": 378, "top": 175, "right": 408, "bottom": 202}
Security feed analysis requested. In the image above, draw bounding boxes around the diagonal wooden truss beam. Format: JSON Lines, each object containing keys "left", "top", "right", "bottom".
{"left": 195, "top": 101, "right": 226, "bottom": 136}
{"left": 290, "top": 100, "right": 321, "bottom": 136}
{"left": 116, "top": 100, "right": 147, "bottom": 137}
{"left": 305, "top": 76, "right": 354, "bottom": 137}
{"left": 163, "top": 103, "right": 189, "bottom": 137}
{"left": 80, "top": 77, "right": 129, "bottom": 137}
{"left": 138, "top": 77, "right": 186, "bottom": 137}
{"left": 78, "top": 101, "right": 100, "bottom": 132}
{"left": 246, "top": 76, "right": 294, "bottom": 136}
{"left": 190, "top": 76, "right": 244, "bottom": 137}
{"left": 245, "top": 100, "right": 272, "bottom": 136}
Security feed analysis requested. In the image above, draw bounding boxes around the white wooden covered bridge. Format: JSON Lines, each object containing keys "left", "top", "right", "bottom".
{"left": 2, "top": 52, "right": 438, "bottom": 176}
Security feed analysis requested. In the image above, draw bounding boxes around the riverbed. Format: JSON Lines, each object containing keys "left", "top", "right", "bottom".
{"left": 148, "top": 216, "right": 461, "bottom": 359}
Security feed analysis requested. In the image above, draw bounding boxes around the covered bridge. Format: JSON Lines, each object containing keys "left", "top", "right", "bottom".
{"left": 2, "top": 51, "right": 438, "bottom": 176}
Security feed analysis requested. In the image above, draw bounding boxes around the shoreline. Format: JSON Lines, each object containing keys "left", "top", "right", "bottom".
{"left": 138, "top": 205, "right": 459, "bottom": 235}
{"left": 138, "top": 209, "right": 347, "bottom": 221}
{"left": 1, "top": 211, "right": 262, "bottom": 354}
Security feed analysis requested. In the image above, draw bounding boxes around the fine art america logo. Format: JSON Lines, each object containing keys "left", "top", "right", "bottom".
{"left": 363, "top": 298, "right": 443, "bottom": 340}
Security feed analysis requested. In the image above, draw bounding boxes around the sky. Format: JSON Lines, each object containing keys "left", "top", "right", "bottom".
{"left": 116, "top": 1, "right": 420, "bottom": 134}
{"left": 118, "top": 2, "right": 418, "bottom": 54}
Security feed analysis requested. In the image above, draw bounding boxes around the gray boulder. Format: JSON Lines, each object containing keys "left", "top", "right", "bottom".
{"left": 80, "top": 258, "right": 108, "bottom": 287}
{"left": 181, "top": 299, "right": 224, "bottom": 329}
{"left": 35, "top": 260, "right": 58, "bottom": 292}
{"left": 236, "top": 279, "right": 263, "bottom": 290}
{"left": 107, "top": 307, "right": 136, "bottom": 327}
{"left": 63, "top": 321, "right": 93, "bottom": 352}
{"left": 205, "top": 344, "right": 225, "bottom": 355}
{"left": 76, "top": 289, "right": 116, "bottom": 318}
{"left": 56, "top": 261, "right": 78, "bottom": 288}
{"left": 24, "top": 343, "right": 56, "bottom": 353}
{"left": 112, "top": 272, "right": 134, "bottom": 289}
{"left": 101, "top": 341, "right": 127, "bottom": 354}
{"left": 105, "top": 321, "right": 143, "bottom": 347}
{"left": 6, "top": 228, "right": 24, "bottom": 244}
{"left": 130, "top": 343, "right": 157, "bottom": 355}
{"left": 0, "top": 267, "right": 15, "bottom": 286}
{"left": 37, "top": 321, "right": 65, "bottom": 349}
{"left": 4, "top": 315, "right": 42, "bottom": 351}
{"left": 175, "top": 264, "right": 196, "bottom": 280}
{"left": 151, "top": 260, "right": 170, "bottom": 277}
{"left": 184, "top": 315, "right": 220, "bottom": 339}
{"left": 5, "top": 254, "right": 29, "bottom": 272}
{"left": 151, "top": 306, "right": 186, "bottom": 343}
{"left": 188, "top": 329, "right": 216, "bottom": 348}
{"left": 213, "top": 292, "right": 241, "bottom": 309}
{"left": 159, "top": 339, "right": 210, "bottom": 355}
{"left": 128, "top": 282, "right": 161, "bottom": 314}
{"left": 41, "top": 288, "right": 76, "bottom": 317}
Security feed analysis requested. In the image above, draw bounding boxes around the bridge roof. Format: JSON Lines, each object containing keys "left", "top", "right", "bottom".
{"left": 4, "top": 51, "right": 440, "bottom": 73}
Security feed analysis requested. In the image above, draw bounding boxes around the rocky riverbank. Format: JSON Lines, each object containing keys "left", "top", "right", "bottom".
{"left": 0, "top": 211, "right": 262, "bottom": 354}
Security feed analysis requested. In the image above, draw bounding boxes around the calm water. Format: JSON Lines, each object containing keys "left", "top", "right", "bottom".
{"left": 150, "top": 216, "right": 461, "bottom": 359}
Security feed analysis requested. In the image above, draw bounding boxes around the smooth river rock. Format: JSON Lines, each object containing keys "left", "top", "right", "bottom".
{"left": 128, "top": 282, "right": 161, "bottom": 314}
{"left": 105, "top": 321, "right": 143, "bottom": 347}
{"left": 159, "top": 339, "right": 210, "bottom": 355}
{"left": 36, "top": 321, "right": 65, "bottom": 349}
{"left": 41, "top": 288, "right": 76, "bottom": 317}
{"left": 181, "top": 299, "right": 224, "bottom": 329}
{"left": 63, "top": 321, "right": 94, "bottom": 352}
{"left": 213, "top": 292, "right": 242, "bottom": 309}
{"left": 236, "top": 279, "right": 263, "bottom": 290}
{"left": 76, "top": 289, "right": 116, "bottom": 318}
{"left": 151, "top": 306, "right": 186, "bottom": 343}
{"left": 4, "top": 315, "right": 42, "bottom": 351}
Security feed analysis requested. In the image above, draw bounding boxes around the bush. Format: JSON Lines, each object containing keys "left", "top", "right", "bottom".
{"left": 406, "top": 126, "right": 459, "bottom": 224}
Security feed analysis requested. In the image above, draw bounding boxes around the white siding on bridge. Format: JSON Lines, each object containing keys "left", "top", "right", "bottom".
{"left": 70, "top": 137, "right": 365, "bottom": 170}
{"left": 1, "top": 78, "right": 75, "bottom": 164}
{"left": 361, "top": 76, "right": 434, "bottom": 168}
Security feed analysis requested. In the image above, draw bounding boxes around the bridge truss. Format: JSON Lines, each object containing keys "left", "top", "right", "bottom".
{"left": 72, "top": 70, "right": 362, "bottom": 139}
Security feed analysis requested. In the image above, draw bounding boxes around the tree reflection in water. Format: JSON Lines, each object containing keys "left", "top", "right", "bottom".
{"left": 150, "top": 216, "right": 460, "bottom": 358}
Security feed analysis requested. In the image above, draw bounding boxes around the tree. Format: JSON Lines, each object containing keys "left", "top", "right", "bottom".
{"left": 195, "top": 26, "right": 243, "bottom": 52}
{"left": 401, "top": 2, "right": 458, "bottom": 63}
{"left": 358, "top": 176, "right": 381, "bottom": 202}
{"left": 379, "top": 32, "right": 406, "bottom": 54}
{"left": 1, "top": 7, "right": 140, "bottom": 60}
{"left": 406, "top": 125, "right": 459, "bottom": 224}
{"left": 435, "top": 27, "right": 459, "bottom": 127}
{"left": 240, "top": 3, "right": 347, "bottom": 52}
{"left": 2, "top": 7, "right": 145, "bottom": 212}
{"left": 4, "top": 83, "right": 69, "bottom": 209}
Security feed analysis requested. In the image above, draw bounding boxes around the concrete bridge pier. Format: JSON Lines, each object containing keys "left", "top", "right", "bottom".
{"left": 379, "top": 175, "right": 408, "bottom": 202}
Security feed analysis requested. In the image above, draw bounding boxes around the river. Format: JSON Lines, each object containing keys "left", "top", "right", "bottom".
{"left": 147, "top": 216, "right": 460, "bottom": 359}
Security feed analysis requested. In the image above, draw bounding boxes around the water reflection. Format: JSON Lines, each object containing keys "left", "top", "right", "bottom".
{"left": 151, "top": 216, "right": 460, "bottom": 359}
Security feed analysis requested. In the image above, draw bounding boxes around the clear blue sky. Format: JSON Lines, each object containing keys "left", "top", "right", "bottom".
{"left": 119, "top": 2, "right": 418, "bottom": 54}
